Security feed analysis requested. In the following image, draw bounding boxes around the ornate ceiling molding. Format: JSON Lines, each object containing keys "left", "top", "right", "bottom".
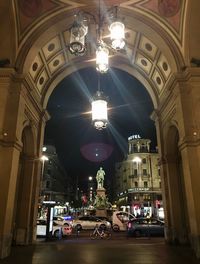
{"left": 14, "top": 0, "right": 85, "bottom": 48}
{"left": 120, "top": 0, "right": 187, "bottom": 52}
{"left": 26, "top": 26, "right": 173, "bottom": 99}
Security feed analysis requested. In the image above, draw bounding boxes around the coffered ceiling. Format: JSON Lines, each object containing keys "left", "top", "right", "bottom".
{"left": 10, "top": 0, "right": 188, "bottom": 101}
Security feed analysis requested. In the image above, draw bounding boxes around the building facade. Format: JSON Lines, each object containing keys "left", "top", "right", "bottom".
{"left": 38, "top": 145, "right": 74, "bottom": 218}
{"left": 40, "top": 145, "right": 73, "bottom": 204}
{"left": 115, "top": 135, "right": 162, "bottom": 218}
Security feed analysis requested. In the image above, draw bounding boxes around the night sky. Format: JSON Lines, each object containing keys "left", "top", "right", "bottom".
{"left": 44, "top": 67, "right": 157, "bottom": 192}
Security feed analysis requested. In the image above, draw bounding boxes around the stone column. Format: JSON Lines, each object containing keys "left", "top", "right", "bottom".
{"left": 0, "top": 68, "right": 48, "bottom": 258}
{"left": 0, "top": 69, "right": 22, "bottom": 258}
{"left": 154, "top": 68, "right": 200, "bottom": 257}
{"left": 177, "top": 71, "right": 200, "bottom": 257}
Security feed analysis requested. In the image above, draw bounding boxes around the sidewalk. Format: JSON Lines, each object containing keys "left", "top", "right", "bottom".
{"left": 0, "top": 237, "right": 200, "bottom": 264}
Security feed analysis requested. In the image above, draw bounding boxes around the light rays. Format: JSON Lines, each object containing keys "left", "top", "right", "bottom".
{"left": 107, "top": 122, "right": 128, "bottom": 157}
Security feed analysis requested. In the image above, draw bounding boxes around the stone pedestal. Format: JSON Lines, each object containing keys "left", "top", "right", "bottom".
{"left": 96, "top": 209, "right": 107, "bottom": 217}
{"left": 95, "top": 188, "right": 107, "bottom": 217}
{"left": 96, "top": 187, "right": 106, "bottom": 197}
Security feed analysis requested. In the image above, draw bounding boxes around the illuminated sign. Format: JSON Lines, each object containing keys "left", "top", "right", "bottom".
{"left": 128, "top": 188, "right": 149, "bottom": 193}
{"left": 43, "top": 201, "right": 56, "bottom": 204}
{"left": 128, "top": 134, "right": 141, "bottom": 141}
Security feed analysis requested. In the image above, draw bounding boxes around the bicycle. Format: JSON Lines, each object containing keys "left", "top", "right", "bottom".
{"left": 90, "top": 225, "right": 112, "bottom": 240}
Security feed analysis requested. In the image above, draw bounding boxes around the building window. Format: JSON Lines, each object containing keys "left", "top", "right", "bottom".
{"left": 159, "top": 181, "right": 161, "bottom": 188}
{"left": 144, "top": 194, "right": 150, "bottom": 200}
{"left": 47, "top": 169, "right": 51, "bottom": 175}
{"left": 144, "top": 181, "right": 148, "bottom": 188}
{"left": 135, "top": 182, "right": 138, "bottom": 187}
{"left": 143, "top": 169, "right": 147, "bottom": 175}
{"left": 142, "top": 158, "right": 146, "bottom": 164}
{"left": 46, "top": 181, "right": 50, "bottom": 188}
{"left": 134, "top": 169, "right": 137, "bottom": 176}
{"left": 158, "top": 168, "right": 160, "bottom": 176}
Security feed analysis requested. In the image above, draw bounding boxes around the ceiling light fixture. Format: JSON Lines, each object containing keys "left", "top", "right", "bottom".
{"left": 68, "top": 1, "right": 125, "bottom": 73}
{"left": 91, "top": 73, "right": 108, "bottom": 130}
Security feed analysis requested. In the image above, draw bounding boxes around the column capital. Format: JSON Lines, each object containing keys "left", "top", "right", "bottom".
{"left": 0, "top": 68, "right": 25, "bottom": 83}
{"left": 175, "top": 67, "right": 200, "bottom": 82}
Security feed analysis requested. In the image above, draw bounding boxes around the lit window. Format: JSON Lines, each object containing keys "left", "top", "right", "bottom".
{"left": 143, "top": 169, "right": 147, "bottom": 175}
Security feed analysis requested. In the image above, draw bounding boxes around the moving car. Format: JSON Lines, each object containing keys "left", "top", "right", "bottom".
{"left": 112, "top": 211, "right": 136, "bottom": 231}
{"left": 127, "top": 218, "right": 164, "bottom": 237}
{"left": 72, "top": 216, "right": 111, "bottom": 230}
{"left": 36, "top": 219, "right": 71, "bottom": 237}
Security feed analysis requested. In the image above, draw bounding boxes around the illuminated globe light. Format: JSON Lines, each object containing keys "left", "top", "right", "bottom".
{"left": 41, "top": 155, "right": 49, "bottom": 162}
{"left": 96, "top": 44, "right": 109, "bottom": 73}
{"left": 109, "top": 21, "right": 125, "bottom": 50}
{"left": 92, "top": 91, "right": 108, "bottom": 130}
{"left": 132, "top": 157, "right": 142, "bottom": 163}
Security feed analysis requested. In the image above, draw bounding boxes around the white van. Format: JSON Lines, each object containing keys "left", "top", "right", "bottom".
{"left": 112, "top": 211, "right": 135, "bottom": 231}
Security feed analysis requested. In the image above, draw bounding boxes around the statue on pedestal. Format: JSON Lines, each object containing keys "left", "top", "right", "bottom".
{"left": 96, "top": 167, "right": 105, "bottom": 189}
{"left": 93, "top": 194, "right": 112, "bottom": 209}
{"left": 93, "top": 167, "right": 112, "bottom": 212}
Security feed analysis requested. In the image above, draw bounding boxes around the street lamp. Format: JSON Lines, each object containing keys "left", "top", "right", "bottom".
{"left": 88, "top": 176, "right": 94, "bottom": 202}
{"left": 41, "top": 155, "right": 49, "bottom": 178}
{"left": 88, "top": 176, "right": 93, "bottom": 181}
{"left": 132, "top": 157, "right": 142, "bottom": 164}
{"left": 132, "top": 156, "right": 142, "bottom": 171}
{"left": 40, "top": 155, "right": 49, "bottom": 203}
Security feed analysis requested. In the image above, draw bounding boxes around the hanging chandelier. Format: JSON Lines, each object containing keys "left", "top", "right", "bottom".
{"left": 91, "top": 74, "right": 108, "bottom": 130}
{"left": 68, "top": 2, "right": 125, "bottom": 73}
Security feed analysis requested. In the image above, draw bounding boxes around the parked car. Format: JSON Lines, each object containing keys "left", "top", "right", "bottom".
{"left": 53, "top": 216, "right": 73, "bottom": 226}
{"left": 72, "top": 216, "right": 111, "bottom": 230}
{"left": 127, "top": 218, "right": 165, "bottom": 237}
{"left": 112, "top": 211, "right": 136, "bottom": 231}
{"left": 95, "top": 216, "right": 112, "bottom": 223}
{"left": 36, "top": 219, "right": 72, "bottom": 237}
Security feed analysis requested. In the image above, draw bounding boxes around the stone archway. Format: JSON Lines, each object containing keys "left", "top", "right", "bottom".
{"left": 0, "top": 0, "right": 200, "bottom": 260}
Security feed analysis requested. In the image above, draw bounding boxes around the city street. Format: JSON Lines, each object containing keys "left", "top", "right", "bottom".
{"left": 1, "top": 231, "right": 200, "bottom": 264}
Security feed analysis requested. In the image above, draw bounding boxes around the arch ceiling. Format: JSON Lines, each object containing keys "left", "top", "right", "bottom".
{"left": 9, "top": 0, "right": 190, "bottom": 106}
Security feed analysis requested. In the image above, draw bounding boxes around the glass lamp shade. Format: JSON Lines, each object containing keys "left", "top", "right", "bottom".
{"left": 109, "top": 21, "right": 125, "bottom": 50}
{"left": 96, "top": 45, "right": 109, "bottom": 73}
{"left": 92, "top": 98, "right": 108, "bottom": 130}
{"left": 69, "top": 22, "right": 88, "bottom": 55}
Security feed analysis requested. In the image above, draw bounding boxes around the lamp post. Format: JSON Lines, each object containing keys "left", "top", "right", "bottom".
{"left": 41, "top": 155, "right": 49, "bottom": 176}
{"left": 88, "top": 176, "right": 94, "bottom": 202}
{"left": 132, "top": 156, "right": 142, "bottom": 172}
{"left": 38, "top": 155, "right": 49, "bottom": 218}
{"left": 149, "top": 155, "right": 155, "bottom": 217}
{"left": 132, "top": 156, "right": 142, "bottom": 214}
{"left": 40, "top": 155, "right": 49, "bottom": 202}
